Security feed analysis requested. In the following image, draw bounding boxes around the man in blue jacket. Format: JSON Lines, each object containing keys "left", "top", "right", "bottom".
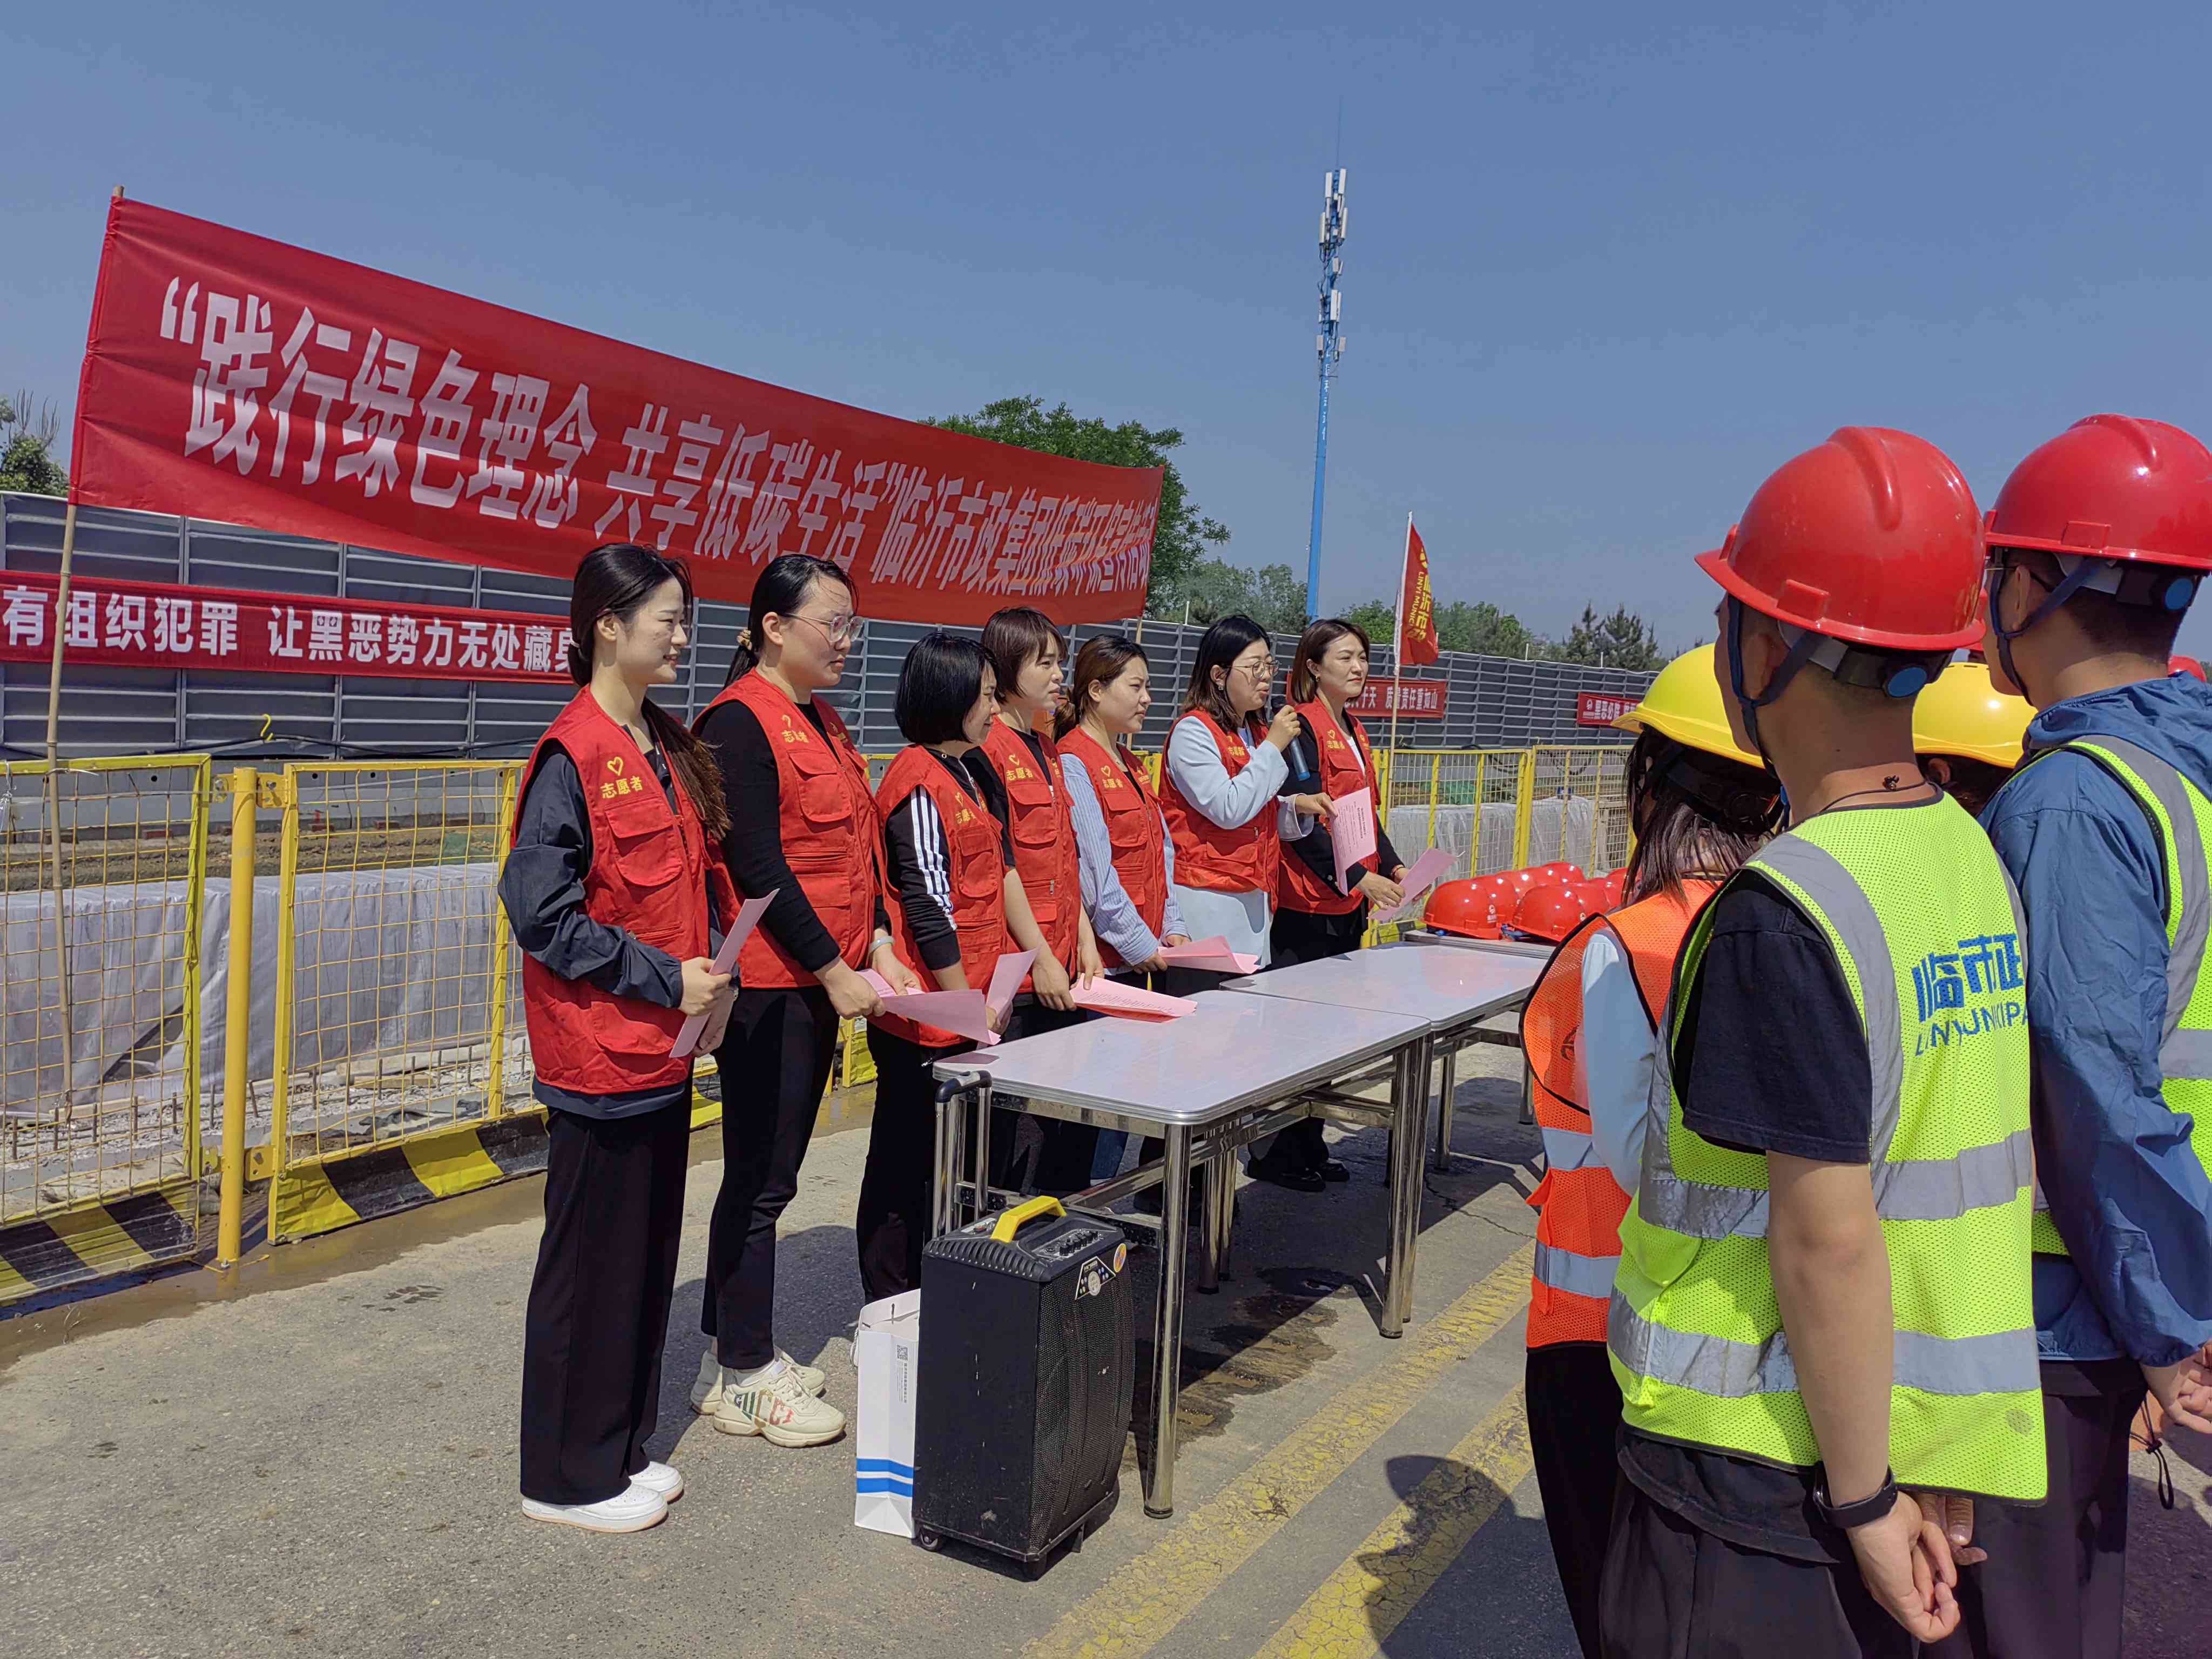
{"left": 1936, "top": 415, "right": 2212, "bottom": 1659}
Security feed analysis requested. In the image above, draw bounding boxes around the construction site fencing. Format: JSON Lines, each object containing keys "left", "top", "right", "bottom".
{"left": 0, "top": 754, "right": 213, "bottom": 1299}
{"left": 0, "top": 739, "right": 1629, "bottom": 1297}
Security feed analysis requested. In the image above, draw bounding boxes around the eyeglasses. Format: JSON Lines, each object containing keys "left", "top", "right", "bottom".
{"left": 1237, "top": 656, "right": 1277, "bottom": 679}
{"left": 786, "top": 612, "right": 860, "bottom": 648}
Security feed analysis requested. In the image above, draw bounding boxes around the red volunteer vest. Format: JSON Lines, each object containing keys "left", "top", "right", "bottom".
{"left": 874, "top": 746, "right": 1010, "bottom": 1048}
{"left": 977, "top": 719, "right": 1082, "bottom": 986}
{"left": 515, "top": 690, "right": 738, "bottom": 1098}
{"left": 1056, "top": 725, "right": 1169, "bottom": 969}
{"left": 1277, "top": 699, "right": 1381, "bottom": 918}
{"left": 694, "top": 671, "right": 883, "bottom": 990}
{"left": 1159, "top": 711, "right": 1282, "bottom": 896}
{"left": 1517, "top": 881, "right": 1715, "bottom": 1347}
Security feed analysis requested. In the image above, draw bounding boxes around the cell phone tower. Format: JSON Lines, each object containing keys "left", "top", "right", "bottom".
{"left": 1304, "top": 168, "right": 1348, "bottom": 622}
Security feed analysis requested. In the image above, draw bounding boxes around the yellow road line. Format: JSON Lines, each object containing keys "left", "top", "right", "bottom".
{"left": 1022, "top": 1242, "right": 1533, "bottom": 1659}
{"left": 1251, "top": 1386, "right": 1535, "bottom": 1658}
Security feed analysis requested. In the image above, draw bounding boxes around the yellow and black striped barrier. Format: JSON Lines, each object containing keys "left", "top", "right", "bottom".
{"left": 0, "top": 1187, "right": 201, "bottom": 1304}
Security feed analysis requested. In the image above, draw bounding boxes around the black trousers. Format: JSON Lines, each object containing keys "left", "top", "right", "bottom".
{"left": 1261, "top": 904, "right": 1368, "bottom": 1167}
{"left": 702, "top": 985, "right": 839, "bottom": 1372}
{"left": 857, "top": 1022, "right": 972, "bottom": 1302}
{"left": 519, "top": 1102, "right": 690, "bottom": 1505}
{"left": 1528, "top": 1341, "right": 1624, "bottom": 1659}
{"left": 989, "top": 999, "right": 1098, "bottom": 1196}
{"left": 1600, "top": 1474, "right": 1911, "bottom": 1659}
{"left": 1923, "top": 1363, "right": 2148, "bottom": 1659}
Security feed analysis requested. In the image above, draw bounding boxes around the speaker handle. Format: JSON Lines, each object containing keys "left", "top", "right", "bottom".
{"left": 990, "top": 1194, "right": 1067, "bottom": 1243}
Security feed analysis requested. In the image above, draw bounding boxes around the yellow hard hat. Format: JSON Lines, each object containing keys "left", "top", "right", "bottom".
{"left": 1912, "top": 658, "right": 2031, "bottom": 768}
{"left": 1613, "top": 647, "right": 1763, "bottom": 769}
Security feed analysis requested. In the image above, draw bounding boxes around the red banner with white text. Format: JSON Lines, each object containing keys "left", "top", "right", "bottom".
{"left": 68, "top": 200, "right": 1164, "bottom": 625}
{"left": 1351, "top": 678, "right": 1447, "bottom": 720}
{"left": 0, "top": 570, "right": 568, "bottom": 682}
{"left": 1575, "top": 691, "right": 1639, "bottom": 727}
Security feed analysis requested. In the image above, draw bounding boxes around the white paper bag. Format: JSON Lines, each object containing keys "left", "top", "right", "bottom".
{"left": 853, "top": 1289, "right": 921, "bottom": 1537}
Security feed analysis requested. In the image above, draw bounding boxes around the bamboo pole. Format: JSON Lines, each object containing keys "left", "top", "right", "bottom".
{"left": 41, "top": 499, "right": 79, "bottom": 1121}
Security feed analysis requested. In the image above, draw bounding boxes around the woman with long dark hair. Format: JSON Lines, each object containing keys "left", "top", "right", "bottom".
{"left": 857, "top": 633, "right": 1021, "bottom": 1298}
{"left": 1158, "top": 615, "right": 1325, "bottom": 970}
{"left": 1515, "top": 648, "right": 1778, "bottom": 1656}
{"left": 502, "top": 542, "right": 739, "bottom": 1534}
{"left": 969, "top": 607, "right": 1105, "bottom": 1195}
{"left": 1255, "top": 618, "right": 1411, "bottom": 1186}
{"left": 687, "top": 554, "right": 919, "bottom": 1450}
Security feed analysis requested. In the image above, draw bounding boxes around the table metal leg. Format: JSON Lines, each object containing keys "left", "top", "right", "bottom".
{"left": 972, "top": 1078, "right": 995, "bottom": 1223}
{"left": 1429, "top": 1044, "right": 1458, "bottom": 1172}
{"left": 1196, "top": 1144, "right": 1222, "bottom": 1294}
{"left": 1211, "top": 1134, "right": 1236, "bottom": 1279}
{"left": 1382, "top": 1037, "right": 1429, "bottom": 1338}
{"left": 931, "top": 1088, "right": 953, "bottom": 1237}
{"left": 1519, "top": 1059, "right": 1535, "bottom": 1127}
{"left": 1145, "top": 1125, "right": 1193, "bottom": 1518}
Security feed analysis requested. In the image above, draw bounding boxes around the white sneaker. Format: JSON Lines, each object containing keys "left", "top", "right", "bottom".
{"left": 692, "top": 1347, "right": 826, "bottom": 1412}
{"left": 707, "top": 1359, "right": 846, "bottom": 1447}
{"left": 521, "top": 1482, "right": 668, "bottom": 1534}
{"left": 628, "top": 1460, "right": 683, "bottom": 1503}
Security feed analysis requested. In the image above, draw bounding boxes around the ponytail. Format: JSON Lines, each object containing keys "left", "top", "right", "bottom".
{"left": 721, "top": 554, "right": 856, "bottom": 688}
{"left": 643, "top": 698, "right": 729, "bottom": 845}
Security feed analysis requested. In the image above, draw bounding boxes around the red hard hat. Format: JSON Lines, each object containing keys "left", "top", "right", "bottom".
{"left": 1986, "top": 416, "right": 2212, "bottom": 575}
{"left": 2173, "top": 655, "right": 2208, "bottom": 682}
{"left": 1507, "top": 881, "right": 1590, "bottom": 945}
{"left": 1532, "top": 862, "right": 1584, "bottom": 884}
{"left": 1600, "top": 869, "right": 1629, "bottom": 908}
{"left": 1698, "top": 427, "right": 1985, "bottom": 652}
{"left": 1424, "top": 878, "right": 1506, "bottom": 939}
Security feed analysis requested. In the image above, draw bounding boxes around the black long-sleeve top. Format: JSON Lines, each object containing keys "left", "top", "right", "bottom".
{"left": 696, "top": 693, "right": 890, "bottom": 974}
{"left": 1279, "top": 709, "right": 1404, "bottom": 895}
{"left": 880, "top": 747, "right": 1015, "bottom": 973}
{"left": 500, "top": 743, "right": 717, "bottom": 1118}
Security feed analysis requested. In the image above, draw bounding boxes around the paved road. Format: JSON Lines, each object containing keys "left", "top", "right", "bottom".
{"left": 3, "top": 1047, "right": 2203, "bottom": 1658}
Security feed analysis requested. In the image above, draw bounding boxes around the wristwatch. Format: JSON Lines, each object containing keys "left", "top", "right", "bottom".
{"left": 1813, "top": 1468, "right": 1899, "bottom": 1532}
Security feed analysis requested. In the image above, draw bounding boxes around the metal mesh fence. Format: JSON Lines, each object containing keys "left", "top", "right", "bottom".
{"left": 0, "top": 755, "right": 211, "bottom": 1245}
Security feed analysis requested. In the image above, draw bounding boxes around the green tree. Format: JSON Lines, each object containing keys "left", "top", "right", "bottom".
{"left": 1549, "top": 604, "right": 1665, "bottom": 670}
{"left": 0, "top": 393, "right": 67, "bottom": 497}
{"left": 1334, "top": 596, "right": 1537, "bottom": 659}
{"left": 1174, "top": 557, "right": 1307, "bottom": 633}
{"left": 926, "top": 395, "right": 1226, "bottom": 616}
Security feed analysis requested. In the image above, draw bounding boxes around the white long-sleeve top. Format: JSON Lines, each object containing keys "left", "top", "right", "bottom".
{"left": 1163, "top": 716, "right": 1311, "bottom": 845}
{"left": 1580, "top": 927, "right": 1658, "bottom": 1192}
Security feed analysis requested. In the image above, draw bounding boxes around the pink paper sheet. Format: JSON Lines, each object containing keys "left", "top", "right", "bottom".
{"left": 672, "top": 891, "right": 777, "bottom": 1058}
{"left": 860, "top": 970, "right": 1001, "bottom": 1046}
{"left": 1157, "top": 936, "right": 1262, "bottom": 976}
{"left": 1071, "top": 978, "right": 1198, "bottom": 1021}
{"left": 985, "top": 950, "right": 1035, "bottom": 1020}
{"left": 1374, "top": 846, "right": 1458, "bottom": 925}
{"left": 1330, "top": 787, "right": 1378, "bottom": 894}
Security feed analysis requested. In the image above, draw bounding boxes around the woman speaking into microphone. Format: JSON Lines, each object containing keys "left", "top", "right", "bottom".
{"left": 689, "top": 553, "right": 918, "bottom": 1452}
{"left": 502, "top": 542, "right": 737, "bottom": 1534}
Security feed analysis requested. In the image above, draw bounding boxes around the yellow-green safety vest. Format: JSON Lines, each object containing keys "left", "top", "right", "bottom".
{"left": 1609, "top": 794, "right": 2047, "bottom": 1502}
{"left": 2012, "top": 738, "right": 2212, "bottom": 1257}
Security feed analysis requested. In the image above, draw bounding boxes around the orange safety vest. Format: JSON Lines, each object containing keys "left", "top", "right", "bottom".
{"left": 1518, "top": 880, "right": 1716, "bottom": 1348}
{"left": 1159, "top": 710, "right": 1282, "bottom": 897}
{"left": 1276, "top": 698, "right": 1380, "bottom": 918}
{"left": 693, "top": 671, "right": 883, "bottom": 990}
{"left": 516, "top": 689, "right": 739, "bottom": 1097}
{"left": 1056, "top": 725, "right": 1169, "bottom": 968}
{"left": 977, "top": 719, "right": 1082, "bottom": 988}
{"left": 873, "top": 746, "right": 1010, "bottom": 1048}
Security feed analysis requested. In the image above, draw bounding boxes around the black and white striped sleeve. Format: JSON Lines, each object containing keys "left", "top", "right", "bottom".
{"left": 882, "top": 787, "right": 963, "bottom": 973}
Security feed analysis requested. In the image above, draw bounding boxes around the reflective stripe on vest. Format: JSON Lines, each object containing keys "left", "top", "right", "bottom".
{"left": 1519, "top": 885, "right": 1712, "bottom": 1350}
{"left": 1610, "top": 797, "right": 2045, "bottom": 1500}
{"left": 874, "top": 745, "right": 1010, "bottom": 1049}
{"left": 980, "top": 720, "right": 1082, "bottom": 984}
{"left": 1057, "top": 726, "right": 1169, "bottom": 969}
{"left": 1276, "top": 700, "right": 1377, "bottom": 917}
{"left": 1159, "top": 711, "right": 1282, "bottom": 896}
{"left": 2021, "top": 737, "right": 2212, "bottom": 1256}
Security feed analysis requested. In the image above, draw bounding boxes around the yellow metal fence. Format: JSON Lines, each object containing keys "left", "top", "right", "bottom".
{"left": 0, "top": 741, "right": 1628, "bottom": 1294}
{"left": 0, "top": 755, "right": 213, "bottom": 1299}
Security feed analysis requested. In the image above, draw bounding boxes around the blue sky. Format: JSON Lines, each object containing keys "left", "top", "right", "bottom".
{"left": 9, "top": 3, "right": 2211, "bottom": 654}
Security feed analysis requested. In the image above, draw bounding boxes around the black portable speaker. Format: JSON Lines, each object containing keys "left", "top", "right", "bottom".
{"left": 914, "top": 1196, "right": 1135, "bottom": 1568}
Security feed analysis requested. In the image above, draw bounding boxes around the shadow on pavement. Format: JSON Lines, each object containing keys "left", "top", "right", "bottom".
{"left": 1365, "top": 1452, "right": 1579, "bottom": 1657}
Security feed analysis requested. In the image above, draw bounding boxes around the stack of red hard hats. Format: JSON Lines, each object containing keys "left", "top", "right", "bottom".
{"left": 1506, "top": 881, "right": 1591, "bottom": 944}
{"left": 1424, "top": 876, "right": 1513, "bottom": 940}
